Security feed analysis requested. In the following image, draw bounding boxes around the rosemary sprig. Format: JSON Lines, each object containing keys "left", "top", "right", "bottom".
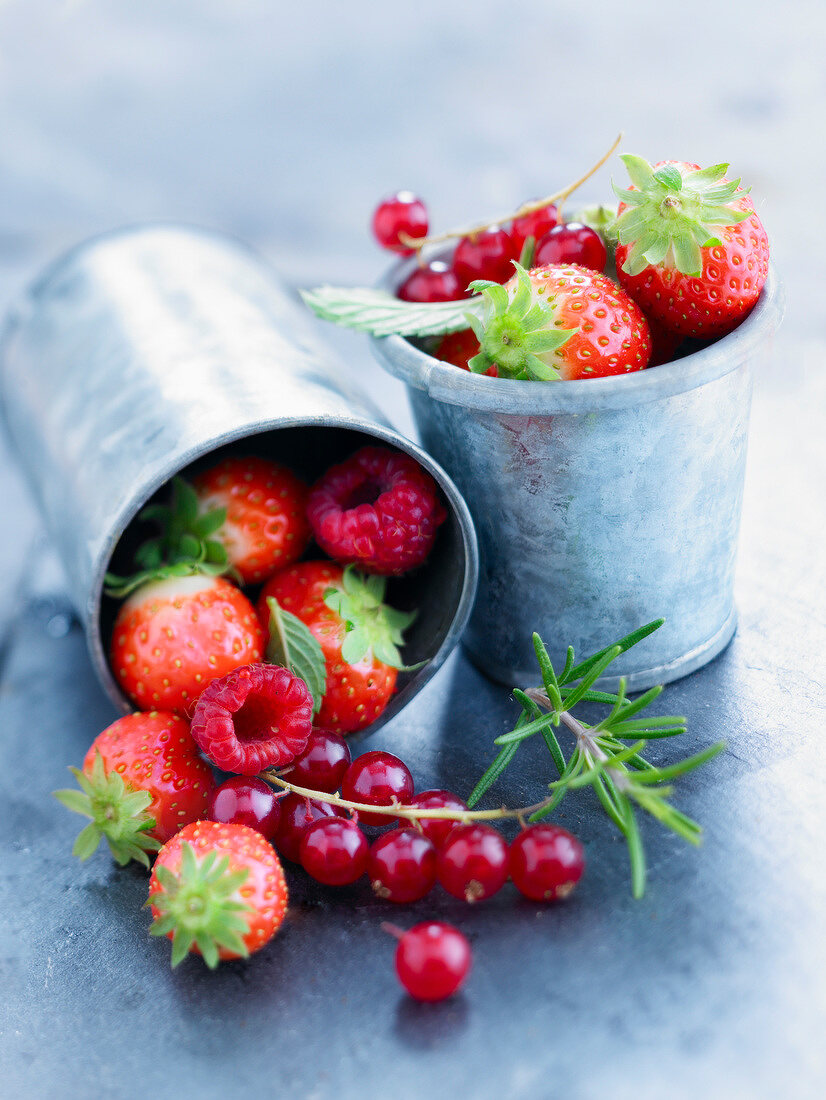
{"left": 260, "top": 619, "right": 723, "bottom": 900}
{"left": 468, "top": 621, "right": 724, "bottom": 898}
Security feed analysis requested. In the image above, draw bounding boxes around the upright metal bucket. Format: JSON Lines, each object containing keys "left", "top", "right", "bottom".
{"left": 372, "top": 266, "right": 782, "bottom": 689}
{"left": 0, "top": 226, "right": 478, "bottom": 724}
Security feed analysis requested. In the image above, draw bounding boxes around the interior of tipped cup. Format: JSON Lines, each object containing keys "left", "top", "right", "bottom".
{"left": 98, "top": 424, "right": 476, "bottom": 737}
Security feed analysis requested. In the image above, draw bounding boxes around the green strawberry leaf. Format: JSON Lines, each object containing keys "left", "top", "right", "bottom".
{"left": 53, "top": 754, "right": 161, "bottom": 868}
{"left": 148, "top": 841, "right": 254, "bottom": 970}
{"left": 266, "top": 597, "right": 327, "bottom": 715}
{"left": 613, "top": 154, "right": 753, "bottom": 277}
{"left": 322, "top": 566, "right": 418, "bottom": 671}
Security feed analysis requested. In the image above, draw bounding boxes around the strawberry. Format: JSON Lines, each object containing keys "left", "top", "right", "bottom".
{"left": 148, "top": 820, "right": 288, "bottom": 968}
{"left": 110, "top": 574, "right": 264, "bottom": 715}
{"left": 612, "top": 155, "right": 769, "bottom": 338}
{"left": 466, "top": 262, "right": 651, "bottom": 380}
{"left": 53, "top": 711, "right": 215, "bottom": 866}
{"left": 434, "top": 329, "right": 498, "bottom": 376}
{"left": 191, "top": 456, "right": 311, "bottom": 584}
{"left": 257, "top": 561, "right": 415, "bottom": 733}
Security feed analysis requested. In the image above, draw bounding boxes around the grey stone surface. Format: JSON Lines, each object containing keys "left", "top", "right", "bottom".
{"left": 0, "top": 3, "right": 824, "bottom": 1098}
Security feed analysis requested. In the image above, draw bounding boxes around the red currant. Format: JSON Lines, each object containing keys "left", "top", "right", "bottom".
{"left": 286, "top": 727, "right": 351, "bottom": 794}
{"left": 368, "top": 828, "right": 436, "bottom": 903}
{"left": 509, "top": 203, "right": 559, "bottom": 255}
{"left": 453, "top": 227, "right": 517, "bottom": 289}
{"left": 207, "top": 776, "right": 281, "bottom": 840}
{"left": 397, "top": 260, "right": 462, "bottom": 303}
{"left": 395, "top": 922, "right": 472, "bottom": 1002}
{"left": 408, "top": 789, "right": 468, "bottom": 849}
{"left": 437, "top": 823, "right": 509, "bottom": 903}
{"left": 372, "top": 192, "right": 428, "bottom": 254}
{"left": 534, "top": 222, "right": 607, "bottom": 272}
{"left": 300, "top": 817, "right": 368, "bottom": 886}
{"left": 341, "top": 751, "right": 414, "bottom": 826}
{"left": 273, "top": 792, "right": 343, "bottom": 863}
{"left": 509, "top": 824, "right": 585, "bottom": 902}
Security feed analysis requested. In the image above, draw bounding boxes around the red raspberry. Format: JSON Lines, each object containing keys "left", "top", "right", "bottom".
{"left": 190, "top": 663, "right": 313, "bottom": 775}
{"left": 307, "top": 446, "right": 447, "bottom": 575}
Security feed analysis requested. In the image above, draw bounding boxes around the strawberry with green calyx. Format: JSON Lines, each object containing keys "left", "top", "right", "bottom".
{"left": 613, "top": 155, "right": 769, "bottom": 338}
{"left": 147, "top": 821, "right": 288, "bottom": 968}
{"left": 465, "top": 262, "right": 651, "bottom": 381}
{"left": 53, "top": 711, "right": 215, "bottom": 866}
{"left": 191, "top": 457, "right": 311, "bottom": 585}
{"left": 257, "top": 561, "right": 417, "bottom": 733}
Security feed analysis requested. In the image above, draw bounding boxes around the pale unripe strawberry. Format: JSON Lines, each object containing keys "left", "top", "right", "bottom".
{"left": 613, "top": 155, "right": 769, "bottom": 338}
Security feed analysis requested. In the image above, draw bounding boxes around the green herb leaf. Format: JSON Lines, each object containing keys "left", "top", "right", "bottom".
{"left": 469, "top": 618, "right": 722, "bottom": 899}
{"left": 266, "top": 597, "right": 327, "bottom": 714}
{"left": 301, "top": 286, "right": 485, "bottom": 337}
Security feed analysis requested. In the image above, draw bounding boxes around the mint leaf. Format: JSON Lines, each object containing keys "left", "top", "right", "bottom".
{"left": 266, "top": 597, "right": 327, "bottom": 715}
{"left": 301, "top": 286, "right": 485, "bottom": 338}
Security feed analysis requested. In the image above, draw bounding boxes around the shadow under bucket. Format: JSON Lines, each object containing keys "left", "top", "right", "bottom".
{"left": 371, "top": 263, "right": 783, "bottom": 690}
{"left": 0, "top": 226, "right": 478, "bottom": 729}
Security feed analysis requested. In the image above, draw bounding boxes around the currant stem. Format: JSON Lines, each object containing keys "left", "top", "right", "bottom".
{"left": 260, "top": 771, "right": 556, "bottom": 823}
{"left": 399, "top": 133, "right": 623, "bottom": 252}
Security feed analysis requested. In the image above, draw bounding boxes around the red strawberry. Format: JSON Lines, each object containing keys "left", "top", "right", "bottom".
{"left": 646, "top": 315, "right": 684, "bottom": 367}
{"left": 466, "top": 262, "right": 651, "bottom": 380}
{"left": 110, "top": 574, "right": 264, "bottom": 715}
{"left": 257, "top": 561, "right": 414, "bottom": 734}
{"left": 613, "top": 156, "right": 769, "bottom": 338}
{"left": 53, "top": 711, "right": 215, "bottom": 866}
{"left": 148, "top": 820, "right": 288, "bottom": 968}
{"left": 434, "top": 329, "right": 498, "bottom": 377}
{"left": 190, "top": 663, "right": 313, "bottom": 775}
{"left": 192, "top": 456, "right": 311, "bottom": 584}
{"left": 307, "top": 446, "right": 446, "bottom": 575}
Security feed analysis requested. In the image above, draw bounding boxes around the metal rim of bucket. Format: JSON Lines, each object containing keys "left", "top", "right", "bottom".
{"left": 88, "top": 415, "right": 479, "bottom": 727}
{"left": 371, "top": 264, "right": 782, "bottom": 414}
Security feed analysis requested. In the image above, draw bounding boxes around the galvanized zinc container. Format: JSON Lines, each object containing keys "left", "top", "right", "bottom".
{"left": 372, "top": 264, "right": 782, "bottom": 689}
{"left": 0, "top": 226, "right": 478, "bottom": 724}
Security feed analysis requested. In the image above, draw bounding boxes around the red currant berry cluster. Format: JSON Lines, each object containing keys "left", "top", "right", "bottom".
{"left": 232, "top": 744, "right": 585, "bottom": 912}
{"left": 371, "top": 192, "right": 608, "bottom": 305}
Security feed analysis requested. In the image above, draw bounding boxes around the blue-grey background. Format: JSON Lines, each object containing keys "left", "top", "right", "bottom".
{"left": 0, "top": 3, "right": 824, "bottom": 1099}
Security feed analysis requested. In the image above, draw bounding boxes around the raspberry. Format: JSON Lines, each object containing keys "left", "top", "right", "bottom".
{"left": 307, "top": 446, "right": 447, "bottom": 575}
{"left": 190, "top": 663, "right": 313, "bottom": 775}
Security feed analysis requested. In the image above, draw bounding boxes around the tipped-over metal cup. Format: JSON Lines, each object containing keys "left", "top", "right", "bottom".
{"left": 0, "top": 226, "right": 478, "bottom": 727}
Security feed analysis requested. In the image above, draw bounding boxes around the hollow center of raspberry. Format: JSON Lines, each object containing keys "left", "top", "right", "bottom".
{"left": 233, "top": 692, "right": 283, "bottom": 743}
{"left": 341, "top": 479, "right": 385, "bottom": 510}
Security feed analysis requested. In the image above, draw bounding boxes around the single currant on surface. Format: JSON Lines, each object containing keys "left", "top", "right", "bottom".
{"left": 392, "top": 921, "right": 472, "bottom": 1002}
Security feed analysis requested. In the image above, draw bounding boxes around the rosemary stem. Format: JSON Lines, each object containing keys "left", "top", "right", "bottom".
{"left": 559, "top": 711, "right": 631, "bottom": 792}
